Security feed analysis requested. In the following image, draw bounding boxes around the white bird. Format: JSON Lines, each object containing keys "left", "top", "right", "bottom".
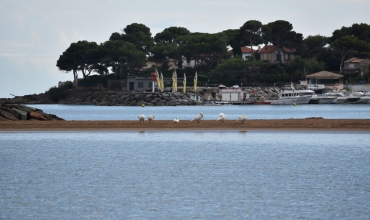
{"left": 147, "top": 115, "right": 155, "bottom": 123}
{"left": 138, "top": 114, "right": 145, "bottom": 123}
{"left": 191, "top": 112, "right": 204, "bottom": 123}
{"left": 237, "top": 114, "right": 247, "bottom": 124}
{"left": 217, "top": 113, "right": 226, "bottom": 123}
{"left": 173, "top": 118, "right": 180, "bottom": 123}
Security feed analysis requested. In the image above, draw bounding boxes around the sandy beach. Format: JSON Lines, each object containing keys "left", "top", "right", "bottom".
{"left": 1, "top": 119, "right": 370, "bottom": 131}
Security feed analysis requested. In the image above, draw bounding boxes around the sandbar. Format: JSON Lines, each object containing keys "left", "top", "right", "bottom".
{"left": 1, "top": 119, "right": 370, "bottom": 131}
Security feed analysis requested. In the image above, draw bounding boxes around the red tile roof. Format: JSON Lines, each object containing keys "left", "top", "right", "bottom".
{"left": 228, "top": 47, "right": 256, "bottom": 53}
{"left": 305, "top": 71, "right": 343, "bottom": 79}
{"left": 258, "top": 45, "right": 276, "bottom": 53}
{"left": 241, "top": 47, "right": 256, "bottom": 53}
{"left": 344, "top": 57, "right": 365, "bottom": 63}
{"left": 258, "top": 45, "right": 295, "bottom": 53}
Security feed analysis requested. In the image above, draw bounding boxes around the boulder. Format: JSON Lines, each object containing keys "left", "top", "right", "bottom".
{"left": 16, "top": 105, "right": 36, "bottom": 113}
{"left": 30, "top": 111, "right": 47, "bottom": 120}
{"left": 0, "top": 109, "right": 18, "bottom": 121}
{"left": 12, "top": 108, "right": 28, "bottom": 120}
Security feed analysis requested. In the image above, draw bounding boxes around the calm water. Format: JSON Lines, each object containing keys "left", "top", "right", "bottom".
{"left": 1, "top": 131, "right": 369, "bottom": 219}
{"left": 28, "top": 104, "right": 370, "bottom": 120}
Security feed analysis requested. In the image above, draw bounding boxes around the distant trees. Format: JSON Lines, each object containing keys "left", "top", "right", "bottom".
{"left": 262, "top": 20, "right": 303, "bottom": 63}
{"left": 56, "top": 21, "right": 370, "bottom": 85}
{"left": 56, "top": 41, "right": 104, "bottom": 80}
{"left": 239, "top": 20, "right": 264, "bottom": 60}
{"left": 329, "top": 23, "right": 370, "bottom": 73}
{"left": 150, "top": 27, "right": 191, "bottom": 69}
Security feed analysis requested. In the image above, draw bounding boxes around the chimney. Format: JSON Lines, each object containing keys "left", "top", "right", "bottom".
{"left": 258, "top": 46, "right": 261, "bottom": 51}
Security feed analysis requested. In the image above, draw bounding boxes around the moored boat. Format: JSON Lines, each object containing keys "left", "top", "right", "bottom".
{"left": 271, "top": 85, "right": 312, "bottom": 105}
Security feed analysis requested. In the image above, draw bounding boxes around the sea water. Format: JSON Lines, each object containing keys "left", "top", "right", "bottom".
{"left": 27, "top": 104, "right": 370, "bottom": 120}
{"left": 1, "top": 131, "right": 369, "bottom": 219}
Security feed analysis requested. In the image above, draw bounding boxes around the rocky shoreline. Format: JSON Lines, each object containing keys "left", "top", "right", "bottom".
{"left": 0, "top": 85, "right": 314, "bottom": 106}
{"left": 0, "top": 104, "right": 64, "bottom": 121}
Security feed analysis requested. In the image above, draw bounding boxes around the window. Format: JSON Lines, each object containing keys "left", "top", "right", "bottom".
{"left": 276, "top": 54, "right": 281, "bottom": 61}
{"left": 261, "top": 54, "right": 264, "bottom": 60}
{"left": 129, "top": 82, "right": 134, "bottom": 91}
{"left": 349, "top": 63, "right": 354, "bottom": 68}
{"left": 138, "top": 82, "right": 143, "bottom": 88}
{"left": 148, "top": 82, "right": 152, "bottom": 88}
{"left": 288, "top": 54, "right": 291, "bottom": 60}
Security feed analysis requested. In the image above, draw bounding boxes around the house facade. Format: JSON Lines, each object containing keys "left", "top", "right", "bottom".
{"left": 227, "top": 47, "right": 257, "bottom": 60}
{"left": 127, "top": 75, "right": 183, "bottom": 92}
{"left": 342, "top": 57, "right": 369, "bottom": 75}
{"left": 258, "top": 45, "right": 295, "bottom": 64}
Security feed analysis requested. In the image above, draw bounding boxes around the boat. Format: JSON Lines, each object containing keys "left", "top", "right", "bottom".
{"left": 303, "top": 85, "right": 336, "bottom": 104}
{"left": 357, "top": 92, "right": 370, "bottom": 104}
{"left": 345, "top": 92, "right": 361, "bottom": 104}
{"left": 270, "top": 84, "right": 312, "bottom": 105}
{"left": 294, "top": 88, "right": 335, "bottom": 104}
{"left": 252, "top": 96, "right": 271, "bottom": 105}
{"left": 325, "top": 92, "right": 347, "bottom": 104}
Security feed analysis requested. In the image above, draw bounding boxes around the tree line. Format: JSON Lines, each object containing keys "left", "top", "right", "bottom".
{"left": 56, "top": 20, "right": 370, "bottom": 86}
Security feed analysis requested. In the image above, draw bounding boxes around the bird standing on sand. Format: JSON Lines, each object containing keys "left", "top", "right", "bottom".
{"left": 217, "top": 113, "right": 226, "bottom": 123}
{"left": 147, "top": 115, "right": 155, "bottom": 123}
{"left": 191, "top": 112, "right": 204, "bottom": 123}
{"left": 237, "top": 114, "right": 247, "bottom": 124}
{"left": 173, "top": 118, "right": 180, "bottom": 123}
{"left": 138, "top": 114, "right": 145, "bottom": 123}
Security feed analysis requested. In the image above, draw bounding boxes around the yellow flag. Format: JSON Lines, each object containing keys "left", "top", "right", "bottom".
{"left": 183, "top": 73, "right": 187, "bottom": 94}
{"left": 160, "top": 72, "right": 164, "bottom": 91}
{"left": 194, "top": 71, "right": 197, "bottom": 92}
{"left": 174, "top": 69, "right": 178, "bottom": 92}
{"left": 155, "top": 68, "right": 161, "bottom": 91}
{"left": 172, "top": 70, "right": 176, "bottom": 92}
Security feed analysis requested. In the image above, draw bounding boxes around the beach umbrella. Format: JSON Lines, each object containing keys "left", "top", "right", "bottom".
{"left": 183, "top": 73, "right": 187, "bottom": 94}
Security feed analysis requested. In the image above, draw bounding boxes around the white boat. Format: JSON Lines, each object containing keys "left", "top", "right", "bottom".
{"left": 316, "top": 95, "right": 337, "bottom": 104}
{"left": 353, "top": 92, "right": 370, "bottom": 104}
{"left": 326, "top": 92, "right": 347, "bottom": 104}
{"left": 271, "top": 85, "right": 312, "bottom": 105}
{"left": 345, "top": 92, "right": 361, "bottom": 104}
{"left": 297, "top": 89, "right": 335, "bottom": 104}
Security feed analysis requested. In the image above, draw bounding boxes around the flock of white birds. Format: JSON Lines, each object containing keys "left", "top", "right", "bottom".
{"left": 137, "top": 113, "right": 247, "bottom": 124}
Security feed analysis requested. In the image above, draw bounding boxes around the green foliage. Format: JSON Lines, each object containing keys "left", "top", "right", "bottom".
{"left": 121, "top": 23, "right": 153, "bottom": 55}
{"left": 178, "top": 33, "right": 228, "bottom": 72}
{"left": 239, "top": 20, "right": 263, "bottom": 60}
{"left": 56, "top": 21, "right": 370, "bottom": 86}
{"left": 263, "top": 20, "right": 303, "bottom": 62}
{"left": 297, "top": 35, "right": 329, "bottom": 58}
{"left": 45, "top": 80, "right": 74, "bottom": 102}
{"left": 56, "top": 40, "right": 106, "bottom": 80}
{"left": 217, "top": 29, "right": 242, "bottom": 56}
{"left": 101, "top": 40, "right": 146, "bottom": 79}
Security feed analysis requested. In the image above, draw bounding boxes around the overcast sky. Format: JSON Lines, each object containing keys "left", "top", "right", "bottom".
{"left": 1, "top": 0, "right": 369, "bottom": 98}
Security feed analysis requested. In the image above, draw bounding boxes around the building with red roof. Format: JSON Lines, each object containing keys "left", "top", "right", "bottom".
{"left": 258, "top": 45, "right": 295, "bottom": 64}
{"left": 342, "top": 57, "right": 369, "bottom": 75}
{"left": 228, "top": 46, "right": 257, "bottom": 60}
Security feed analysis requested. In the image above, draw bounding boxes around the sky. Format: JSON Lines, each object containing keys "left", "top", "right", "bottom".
{"left": 1, "top": 0, "right": 369, "bottom": 98}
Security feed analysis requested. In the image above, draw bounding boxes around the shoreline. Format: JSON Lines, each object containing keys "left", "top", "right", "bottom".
{"left": 1, "top": 119, "right": 370, "bottom": 131}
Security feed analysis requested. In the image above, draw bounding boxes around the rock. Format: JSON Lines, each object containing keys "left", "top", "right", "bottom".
{"left": 30, "top": 111, "right": 47, "bottom": 120}
{"left": 12, "top": 108, "right": 28, "bottom": 120}
{"left": 0, "top": 109, "right": 18, "bottom": 121}
{"left": 16, "top": 105, "right": 36, "bottom": 113}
